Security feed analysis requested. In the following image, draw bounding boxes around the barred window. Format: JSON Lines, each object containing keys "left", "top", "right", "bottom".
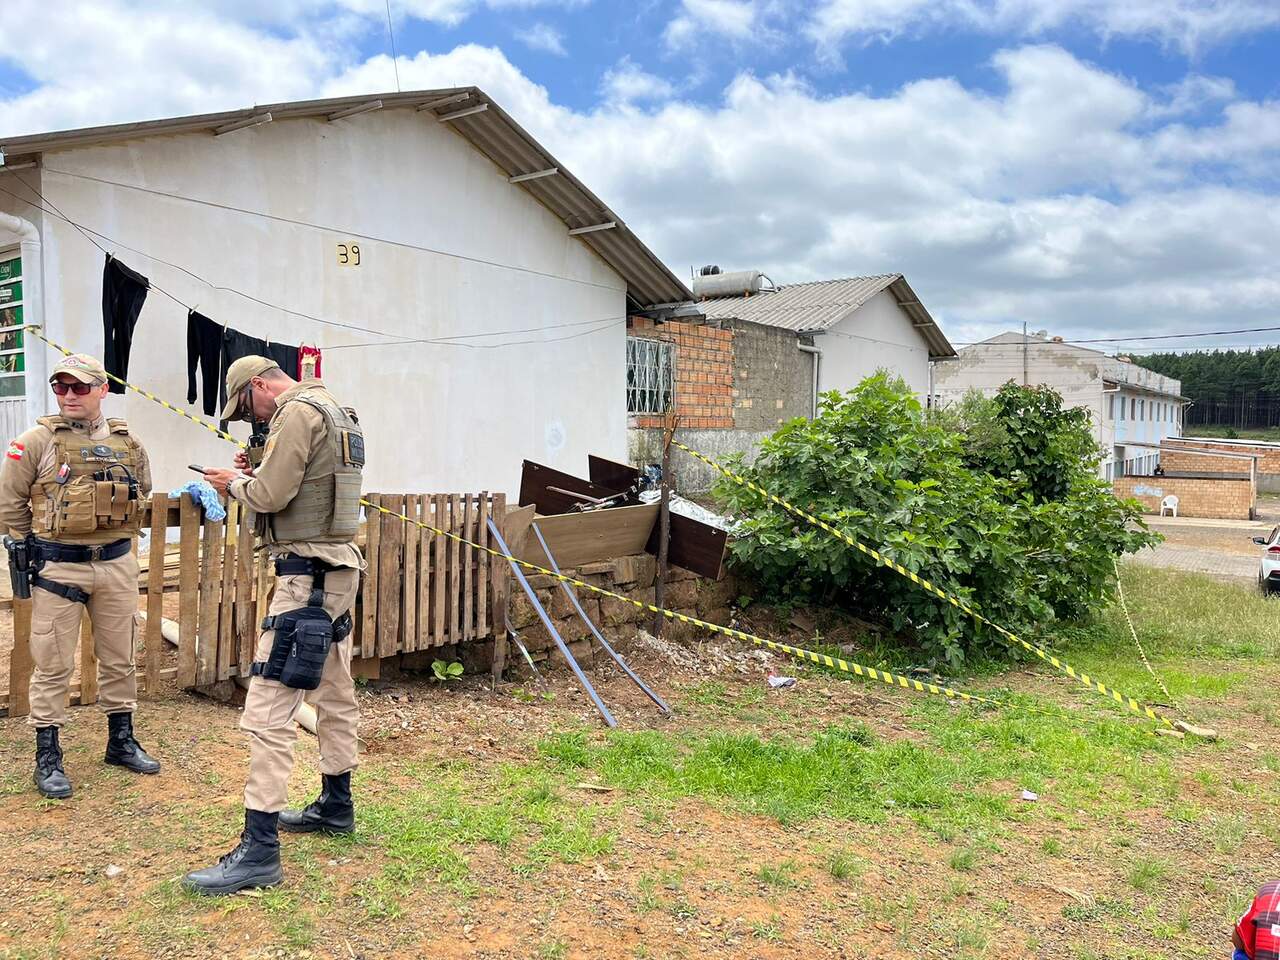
{"left": 626, "top": 337, "right": 674, "bottom": 415}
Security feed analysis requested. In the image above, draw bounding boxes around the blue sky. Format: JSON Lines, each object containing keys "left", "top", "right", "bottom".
{"left": 1, "top": 0, "right": 1278, "bottom": 347}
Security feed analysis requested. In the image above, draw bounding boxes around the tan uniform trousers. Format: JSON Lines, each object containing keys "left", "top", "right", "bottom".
{"left": 28, "top": 551, "right": 140, "bottom": 727}
{"left": 241, "top": 569, "right": 360, "bottom": 813}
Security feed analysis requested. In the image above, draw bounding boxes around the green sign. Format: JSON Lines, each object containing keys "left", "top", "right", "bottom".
{"left": 0, "top": 258, "right": 18, "bottom": 283}
{"left": 0, "top": 305, "right": 19, "bottom": 329}
{"left": 0, "top": 281, "right": 20, "bottom": 305}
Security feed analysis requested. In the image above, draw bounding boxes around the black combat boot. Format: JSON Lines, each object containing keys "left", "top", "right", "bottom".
{"left": 104, "top": 712, "right": 161, "bottom": 775}
{"left": 183, "top": 810, "right": 283, "bottom": 896}
{"left": 34, "top": 726, "right": 73, "bottom": 800}
{"left": 279, "top": 772, "right": 354, "bottom": 834}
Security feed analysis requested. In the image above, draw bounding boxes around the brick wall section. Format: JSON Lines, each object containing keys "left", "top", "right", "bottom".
{"left": 1114, "top": 475, "right": 1255, "bottom": 520}
{"left": 628, "top": 317, "right": 734, "bottom": 429}
{"left": 1160, "top": 448, "right": 1251, "bottom": 476}
{"left": 1164, "top": 438, "right": 1277, "bottom": 473}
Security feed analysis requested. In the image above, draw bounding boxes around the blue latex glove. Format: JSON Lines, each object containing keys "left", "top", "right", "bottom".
{"left": 1235, "top": 948, "right": 1252, "bottom": 960}
{"left": 168, "top": 480, "right": 227, "bottom": 521}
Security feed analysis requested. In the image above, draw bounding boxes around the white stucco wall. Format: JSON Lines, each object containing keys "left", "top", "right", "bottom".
{"left": 817, "top": 290, "right": 931, "bottom": 395}
{"left": 11, "top": 108, "right": 628, "bottom": 496}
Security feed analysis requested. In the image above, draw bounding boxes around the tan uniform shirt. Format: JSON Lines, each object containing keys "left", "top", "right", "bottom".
{"left": 0, "top": 416, "right": 153, "bottom": 538}
{"left": 228, "top": 382, "right": 362, "bottom": 570}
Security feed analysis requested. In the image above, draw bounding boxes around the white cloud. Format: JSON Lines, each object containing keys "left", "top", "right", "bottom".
{"left": 518, "top": 22, "right": 568, "bottom": 55}
{"left": 665, "top": 0, "right": 765, "bottom": 50}
{"left": 1, "top": 5, "right": 1277, "bottom": 345}
{"left": 807, "top": 0, "right": 1280, "bottom": 56}
{"left": 600, "top": 57, "right": 675, "bottom": 103}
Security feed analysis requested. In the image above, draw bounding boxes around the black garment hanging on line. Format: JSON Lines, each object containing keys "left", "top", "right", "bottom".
{"left": 217, "top": 327, "right": 300, "bottom": 420}
{"left": 102, "top": 256, "right": 149, "bottom": 393}
{"left": 186, "top": 310, "right": 223, "bottom": 416}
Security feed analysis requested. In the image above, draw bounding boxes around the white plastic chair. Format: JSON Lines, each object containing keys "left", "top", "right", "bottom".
{"left": 1159, "top": 495, "right": 1179, "bottom": 518}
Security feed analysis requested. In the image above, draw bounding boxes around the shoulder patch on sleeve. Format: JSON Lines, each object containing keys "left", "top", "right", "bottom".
{"left": 6, "top": 439, "right": 24, "bottom": 461}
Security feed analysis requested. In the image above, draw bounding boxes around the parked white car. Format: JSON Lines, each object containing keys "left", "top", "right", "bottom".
{"left": 1254, "top": 526, "right": 1280, "bottom": 595}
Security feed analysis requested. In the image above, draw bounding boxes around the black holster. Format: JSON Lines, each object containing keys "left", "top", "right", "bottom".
{"left": 251, "top": 562, "right": 351, "bottom": 690}
{"left": 3, "top": 534, "right": 39, "bottom": 601}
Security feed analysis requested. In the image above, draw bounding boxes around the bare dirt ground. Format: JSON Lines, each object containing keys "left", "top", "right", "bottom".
{"left": 0, "top": 566, "right": 1274, "bottom": 960}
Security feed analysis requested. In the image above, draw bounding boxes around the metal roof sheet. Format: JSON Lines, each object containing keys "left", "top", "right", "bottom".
{"left": 696, "top": 274, "right": 956, "bottom": 358}
{"left": 0, "top": 88, "right": 693, "bottom": 310}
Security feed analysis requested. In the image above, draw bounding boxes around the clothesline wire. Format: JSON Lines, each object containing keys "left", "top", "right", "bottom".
{"left": 39, "top": 165, "right": 623, "bottom": 294}
{"left": 0, "top": 177, "right": 629, "bottom": 351}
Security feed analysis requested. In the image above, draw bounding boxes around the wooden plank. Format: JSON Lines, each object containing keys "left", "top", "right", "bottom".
{"left": 488, "top": 493, "right": 507, "bottom": 634}
{"left": 415, "top": 495, "right": 430, "bottom": 651}
{"left": 477, "top": 492, "right": 490, "bottom": 638}
{"left": 432, "top": 494, "right": 446, "bottom": 648}
{"left": 449, "top": 494, "right": 462, "bottom": 643}
{"left": 8, "top": 597, "right": 33, "bottom": 717}
{"left": 376, "top": 496, "right": 402, "bottom": 658}
{"left": 176, "top": 495, "right": 200, "bottom": 689}
{"left": 0, "top": 667, "right": 179, "bottom": 718}
{"left": 401, "top": 495, "right": 418, "bottom": 654}
{"left": 144, "top": 492, "right": 169, "bottom": 697}
{"left": 645, "top": 512, "right": 729, "bottom": 581}
{"left": 588, "top": 455, "right": 643, "bottom": 498}
{"left": 79, "top": 609, "right": 98, "bottom": 706}
{"left": 519, "top": 460, "right": 617, "bottom": 514}
{"left": 516, "top": 503, "right": 659, "bottom": 569}
{"left": 236, "top": 503, "right": 255, "bottom": 677}
{"left": 490, "top": 500, "right": 534, "bottom": 683}
{"left": 255, "top": 545, "right": 271, "bottom": 656}
{"left": 360, "top": 494, "right": 381, "bottom": 660}
{"left": 197, "top": 516, "right": 225, "bottom": 688}
{"left": 216, "top": 501, "right": 238, "bottom": 681}
{"left": 462, "top": 494, "right": 474, "bottom": 643}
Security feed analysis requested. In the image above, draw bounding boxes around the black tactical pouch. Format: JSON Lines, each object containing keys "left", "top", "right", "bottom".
{"left": 253, "top": 607, "right": 334, "bottom": 690}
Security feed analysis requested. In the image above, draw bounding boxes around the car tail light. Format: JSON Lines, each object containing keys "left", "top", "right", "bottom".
{"left": 1268, "top": 546, "right": 1280, "bottom": 555}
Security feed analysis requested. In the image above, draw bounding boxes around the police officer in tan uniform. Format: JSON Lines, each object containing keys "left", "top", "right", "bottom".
{"left": 185, "top": 356, "right": 364, "bottom": 896}
{"left": 0, "top": 354, "right": 160, "bottom": 799}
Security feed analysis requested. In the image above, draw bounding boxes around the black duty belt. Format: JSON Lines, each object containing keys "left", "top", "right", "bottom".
{"left": 34, "top": 538, "right": 132, "bottom": 563}
{"left": 273, "top": 554, "right": 338, "bottom": 577}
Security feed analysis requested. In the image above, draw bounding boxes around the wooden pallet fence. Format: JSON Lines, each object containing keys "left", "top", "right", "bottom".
{"left": 1, "top": 491, "right": 512, "bottom": 717}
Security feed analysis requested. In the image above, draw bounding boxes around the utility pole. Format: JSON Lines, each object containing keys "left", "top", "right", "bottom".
{"left": 1022, "top": 320, "right": 1029, "bottom": 386}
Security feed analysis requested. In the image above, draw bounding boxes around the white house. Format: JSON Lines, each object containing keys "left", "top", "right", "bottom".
{"left": 931, "top": 331, "right": 1186, "bottom": 479}
{"left": 0, "top": 89, "right": 693, "bottom": 495}
{"left": 695, "top": 273, "right": 955, "bottom": 398}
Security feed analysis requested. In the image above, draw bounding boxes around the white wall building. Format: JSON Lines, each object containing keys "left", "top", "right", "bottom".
{"left": 696, "top": 274, "right": 955, "bottom": 398}
{"left": 931, "top": 332, "right": 1186, "bottom": 479}
{"left": 0, "top": 89, "right": 693, "bottom": 496}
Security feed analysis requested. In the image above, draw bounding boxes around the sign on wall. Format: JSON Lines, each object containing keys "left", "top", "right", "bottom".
{"left": 337, "top": 243, "right": 362, "bottom": 267}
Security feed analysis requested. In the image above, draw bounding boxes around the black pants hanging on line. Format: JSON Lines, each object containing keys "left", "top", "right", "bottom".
{"left": 186, "top": 311, "right": 223, "bottom": 416}
{"left": 101, "top": 256, "right": 149, "bottom": 394}
{"left": 218, "top": 328, "right": 299, "bottom": 427}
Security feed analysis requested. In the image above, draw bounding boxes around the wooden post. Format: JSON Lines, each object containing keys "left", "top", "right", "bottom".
{"left": 376, "top": 496, "right": 402, "bottom": 659}
{"left": 79, "top": 611, "right": 98, "bottom": 705}
{"left": 236, "top": 503, "right": 255, "bottom": 677}
{"left": 462, "top": 494, "right": 474, "bottom": 643}
{"left": 217, "top": 502, "right": 239, "bottom": 681}
{"left": 416, "top": 495, "right": 431, "bottom": 650}
{"left": 653, "top": 408, "right": 676, "bottom": 636}
{"left": 432, "top": 494, "right": 447, "bottom": 647}
{"left": 197, "top": 515, "right": 225, "bottom": 687}
{"left": 476, "top": 492, "right": 490, "bottom": 638}
{"left": 401, "top": 495, "right": 418, "bottom": 654}
{"left": 9, "top": 597, "right": 32, "bottom": 717}
{"left": 145, "top": 492, "right": 169, "bottom": 696}
{"left": 360, "top": 495, "right": 381, "bottom": 661}
{"left": 176, "top": 495, "right": 200, "bottom": 689}
{"left": 488, "top": 493, "right": 508, "bottom": 684}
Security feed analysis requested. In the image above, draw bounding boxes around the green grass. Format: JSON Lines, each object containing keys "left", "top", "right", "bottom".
{"left": 756, "top": 860, "right": 801, "bottom": 889}
{"left": 827, "top": 849, "right": 864, "bottom": 881}
{"left": 948, "top": 848, "right": 978, "bottom": 872}
{"left": 1128, "top": 856, "right": 1169, "bottom": 893}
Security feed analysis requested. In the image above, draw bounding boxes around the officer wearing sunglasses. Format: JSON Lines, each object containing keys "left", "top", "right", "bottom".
{"left": 0, "top": 354, "right": 160, "bottom": 799}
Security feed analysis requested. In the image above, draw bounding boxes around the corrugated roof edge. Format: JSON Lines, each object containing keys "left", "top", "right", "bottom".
{"left": 0, "top": 87, "right": 694, "bottom": 310}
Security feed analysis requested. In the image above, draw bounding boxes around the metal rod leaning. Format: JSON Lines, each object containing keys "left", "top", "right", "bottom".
{"left": 532, "top": 521, "right": 671, "bottom": 716}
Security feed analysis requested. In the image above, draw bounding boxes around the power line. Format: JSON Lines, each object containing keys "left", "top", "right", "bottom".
{"left": 385, "top": 0, "right": 401, "bottom": 93}
{"left": 0, "top": 177, "right": 626, "bottom": 352}
{"left": 956, "top": 324, "right": 1280, "bottom": 348}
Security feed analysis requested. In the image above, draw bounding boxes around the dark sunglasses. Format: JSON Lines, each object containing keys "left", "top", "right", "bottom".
{"left": 51, "top": 381, "right": 97, "bottom": 396}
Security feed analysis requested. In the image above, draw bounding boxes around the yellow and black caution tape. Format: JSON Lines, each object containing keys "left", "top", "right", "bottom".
{"left": 672, "top": 440, "right": 1174, "bottom": 729}
{"left": 21, "top": 326, "right": 1133, "bottom": 728}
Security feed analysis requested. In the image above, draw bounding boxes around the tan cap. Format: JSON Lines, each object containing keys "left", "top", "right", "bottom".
{"left": 49, "top": 354, "right": 108, "bottom": 385}
{"left": 220, "top": 356, "right": 280, "bottom": 420}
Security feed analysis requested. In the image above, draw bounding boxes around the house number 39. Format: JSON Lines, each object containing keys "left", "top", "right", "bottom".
{"left": 337, "top": 243, "right": 361, "bottom": 266}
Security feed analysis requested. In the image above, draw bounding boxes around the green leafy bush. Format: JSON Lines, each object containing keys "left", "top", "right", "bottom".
{"left": 713, "top": 374, "right": 1156, "bottom": 667}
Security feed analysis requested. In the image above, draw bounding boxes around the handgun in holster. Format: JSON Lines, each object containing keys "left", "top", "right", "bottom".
{"left": 3, "top": 533, "right": 41, "bottom": 601}
{"left": 247, "top": 427, "right": 268, "bottom": 468}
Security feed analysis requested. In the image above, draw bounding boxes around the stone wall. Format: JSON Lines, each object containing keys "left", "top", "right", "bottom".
{"left": 506, "top": 552, "right": 738, "bottom": 670}
{"left": 1115, "top": 475, "right": 1255, "bottom": 520}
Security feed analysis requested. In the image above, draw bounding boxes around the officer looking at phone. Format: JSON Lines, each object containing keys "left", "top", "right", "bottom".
{"left": 183, "top": 356, "right": 365, "bottom": 896}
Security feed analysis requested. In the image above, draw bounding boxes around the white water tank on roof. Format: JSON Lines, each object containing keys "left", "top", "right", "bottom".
{"left": 692, "top": 269, "right": 770, "bottom": 299}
